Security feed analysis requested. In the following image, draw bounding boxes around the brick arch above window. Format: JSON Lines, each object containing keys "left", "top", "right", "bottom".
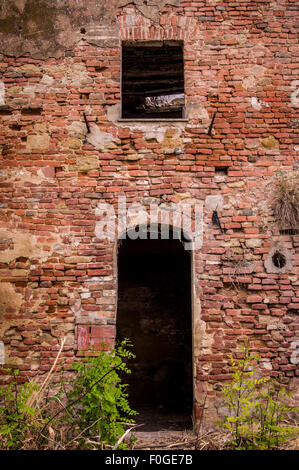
{"left": 117, "top": 6, "right": 199, "bottom": 43}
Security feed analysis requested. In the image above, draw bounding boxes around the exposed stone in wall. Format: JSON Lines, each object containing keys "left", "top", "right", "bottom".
{"left": 205, "top": 195, "right": 223, "bottom": 212}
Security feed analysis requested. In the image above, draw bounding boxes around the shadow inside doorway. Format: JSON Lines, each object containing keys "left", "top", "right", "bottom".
{"left": 116, "top": 231, "right": 193, "bottom": 431}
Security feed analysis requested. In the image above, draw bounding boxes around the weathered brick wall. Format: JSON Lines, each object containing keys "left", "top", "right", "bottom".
{"left": 0, "top": 0, "right": 298, "bottom": 428}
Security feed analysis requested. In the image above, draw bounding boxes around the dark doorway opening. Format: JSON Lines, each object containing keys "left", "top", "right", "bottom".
{"left": 116, "top": 230, "right": 193, "bottom": 431}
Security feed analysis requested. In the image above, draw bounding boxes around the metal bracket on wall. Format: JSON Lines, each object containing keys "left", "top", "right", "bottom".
{"left": 207, "top": 112, "right": 216, "bottom": 136}
{"left": 83, "top": 111, "right": 90, "bottom": 134}
{"left": 212, "top": 210, "right": 224, "bottom": 233}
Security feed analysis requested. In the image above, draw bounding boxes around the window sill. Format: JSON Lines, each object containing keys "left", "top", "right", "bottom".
{"left": 117, "top": 118, "right": 189, "bottom": 122}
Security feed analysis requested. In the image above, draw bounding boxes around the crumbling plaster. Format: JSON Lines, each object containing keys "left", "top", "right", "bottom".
{"left": 0, "top": 0, "right": 183, "bottom": 59}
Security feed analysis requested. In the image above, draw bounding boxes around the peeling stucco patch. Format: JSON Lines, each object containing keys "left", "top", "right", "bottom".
{"left": 0, "top": 0, "right": 79, "bottom": 59}
{"left": 250, "top": 97, "right": 269, "bottom": 111}
{"left": 186, "top": 102, "right": 209, "bottom": 124}
{"left": 0, "top": 283, "right": 23, "bottom": 323}
{"left": 205, "top": 195, "right": 223, "bottom": 212}
{"left": 0, "top": 0, "right": 183, "bottom": 59}
{"left": 107, "top": 104, "right": 121, "bottom": 123}
{"left": 86, "top": 123, "right": 115, "bottom": 151}
{"left": 0, "top": 229, "right": 55, "bottom": 263}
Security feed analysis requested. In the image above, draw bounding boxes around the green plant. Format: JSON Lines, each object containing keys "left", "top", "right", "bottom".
{"left": 253, "top": 383, "right": 298, "bottom": 450}
{"left": 218, "top": 344, "right": 299, "bottom": 450}
{"left": 0, "top": 370, "right": 43, "bottom": 449}
{"left": 0, "top": 339, "right": 137, "bottom": 450}
{"left": 63, "top": 340, "right": 138, "bottom": 449}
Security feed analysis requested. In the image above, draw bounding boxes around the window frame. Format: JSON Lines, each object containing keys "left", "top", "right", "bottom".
{"left": 120, "top": 40, "right": 187, "bottom": 122}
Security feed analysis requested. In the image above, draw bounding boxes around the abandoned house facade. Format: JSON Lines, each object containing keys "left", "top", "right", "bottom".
{"left": 0, "top": 0, "right": 298, "bottom": 429}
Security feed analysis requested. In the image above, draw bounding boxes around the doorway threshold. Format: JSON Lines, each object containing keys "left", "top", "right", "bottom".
{"left": 133, "top": 405, "right": 193, "bottom": 432}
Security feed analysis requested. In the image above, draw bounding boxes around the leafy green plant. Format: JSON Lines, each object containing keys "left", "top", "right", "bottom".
{"left": 0, "top": 370, "right": 44, "bottom": 449}
{"left": 0, "top": 339, "right": 137, "bottom": 450}
{"left": 253, "top": 383, "right": 298, "bottom": 450}
{"left": 218, "top": 344, "right": 299, "bottom": 450}
{"left": 61, "top": 340, "right": 138, "bottom": 449}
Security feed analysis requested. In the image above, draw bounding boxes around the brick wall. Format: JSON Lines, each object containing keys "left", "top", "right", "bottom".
{"left": 0, "top": 0, "right": 298, "bottom": 428}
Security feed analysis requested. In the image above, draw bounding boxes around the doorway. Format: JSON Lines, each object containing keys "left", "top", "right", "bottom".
{"left": 116, "top": 229, "right": 193, "bottom": 430}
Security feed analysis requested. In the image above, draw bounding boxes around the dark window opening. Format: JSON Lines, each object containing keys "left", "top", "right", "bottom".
{"left": 121, "top": 41, "right": 185, "bottom": 119}
{"left": 116, "top": 230, "right": 192, "bottom": 431}
{"left": 272, "top": 251, "right": 286, "bottom": 268}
